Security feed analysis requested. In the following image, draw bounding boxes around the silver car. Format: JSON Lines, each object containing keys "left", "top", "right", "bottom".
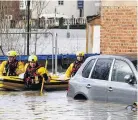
{"left": 67, "top": 54, "right": 137, "bottom": 104}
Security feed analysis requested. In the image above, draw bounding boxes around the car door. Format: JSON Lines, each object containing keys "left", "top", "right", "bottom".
{"left": 86, "top": 58, "right": 113, "bottom": 102}
{"left": 108, "top": 59, "right": 137, "bottom": 104}
{"left": 74, "top": 58, "right": 97, "bottom": 98}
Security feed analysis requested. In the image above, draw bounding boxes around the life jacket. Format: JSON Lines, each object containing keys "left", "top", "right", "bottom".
{"left": 4, "top": 60, "right": 18, "bottom": 76}
{"left": 71, "top": 60, "right": 84, "bottom": 77}
{"left": 24, "top": 63, "right": 42, "bottom": 85}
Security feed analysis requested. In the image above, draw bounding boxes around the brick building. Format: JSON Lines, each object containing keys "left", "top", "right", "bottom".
{"left": 0, "top": 1, "right": 20, "bottom": 21}
{"left": 86, "top": 1, "right": 137, "bottom": 54}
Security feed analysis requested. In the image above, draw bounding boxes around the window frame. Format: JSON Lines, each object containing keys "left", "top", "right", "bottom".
{"left": 82, "top": 58, "right": 96, "bottom": 78}
{"left": 89, "top": 58, "right": 113, "bottom": 81}
{"left": 110, "top": 58, "right": 136, "bottom": 83}
{"left": 88, "top": 58, "right": 98, "bottom": 78}
{"left": 58, "top": 1, "right": 64, "bottom": 5}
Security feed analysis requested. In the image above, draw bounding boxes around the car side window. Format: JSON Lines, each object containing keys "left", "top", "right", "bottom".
{"left": 82, "top": 59, "right": 95, "bottom": 78}
{"left": 111, "top": 60, "right": 134, "bottom": 83}
{"left": 132, "top": 60, "right": 138, "bottom": 71}
{"left": 91, "top": 58, "right": 113, "bottom": 80}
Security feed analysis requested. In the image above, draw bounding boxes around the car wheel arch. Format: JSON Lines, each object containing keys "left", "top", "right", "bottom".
{"left": 74, "top": 92, "right": 88, "bottom": 100}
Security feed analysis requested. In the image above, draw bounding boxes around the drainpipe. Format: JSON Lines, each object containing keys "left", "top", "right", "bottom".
{"left": 27, "top": 0, "right": 30, "bottom": 55}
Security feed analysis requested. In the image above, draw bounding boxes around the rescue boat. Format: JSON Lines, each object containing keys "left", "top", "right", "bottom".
{"left": 0, "top": 75, "right": 69, "bottom": 91}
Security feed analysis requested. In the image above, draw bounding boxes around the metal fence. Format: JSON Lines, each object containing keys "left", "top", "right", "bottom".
{"left": 9, "top": 17, "right": 86, "bottom": 29}
{"left": 0, "top": 31, "right": 58, "bottom": 73}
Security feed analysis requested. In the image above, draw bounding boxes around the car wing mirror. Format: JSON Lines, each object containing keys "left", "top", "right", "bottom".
{"left": 124, "top": 74, "right": 135, "bottom": 84}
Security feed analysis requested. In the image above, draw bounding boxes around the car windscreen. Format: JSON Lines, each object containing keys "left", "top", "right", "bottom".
{"left": 131, "top": 60, "right": 137, "bottom": 71}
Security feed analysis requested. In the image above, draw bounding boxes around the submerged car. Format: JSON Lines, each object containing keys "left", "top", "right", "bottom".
{"left": 67, "top": 54, "right": 137, "bottom": 104}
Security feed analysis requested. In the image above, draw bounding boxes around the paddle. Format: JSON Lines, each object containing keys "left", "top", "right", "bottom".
{"left": 40, "top": 59, "right": 48, "bottom": 95}
{"left": 40, "top": 78, "right": 45, "bottom": 95}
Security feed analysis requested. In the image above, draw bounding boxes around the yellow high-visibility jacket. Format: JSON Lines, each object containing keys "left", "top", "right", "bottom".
{"left": 65, "top": 63, "right": 74, "bottom": 78}
{"left": 0, "top": 61, "right": 25, "bottom": 76}
{"left": 24, "top": 63, "right": 50, "bottom": 79}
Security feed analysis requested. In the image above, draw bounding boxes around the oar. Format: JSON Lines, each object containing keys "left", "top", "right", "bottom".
{"left": 40, "top": 78, "right": 45, "bottom": 95}
{"left": 45, "top": 58, "right": 48, "bottom": 69}
{"left": 40, "top": 59, "right": 48, "bottom": 95}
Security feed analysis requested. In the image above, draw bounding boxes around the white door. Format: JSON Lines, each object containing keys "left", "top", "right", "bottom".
{"left": 88, "top": 58, "right": 113, "bottom": 101}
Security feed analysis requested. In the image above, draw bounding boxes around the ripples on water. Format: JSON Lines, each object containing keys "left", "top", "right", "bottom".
{"left": 0, "top": 90, "right": 137, "bottom": 120}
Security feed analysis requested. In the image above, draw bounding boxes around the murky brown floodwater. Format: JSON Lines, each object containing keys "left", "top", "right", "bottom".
{"left": 0, "top": 90, "right": 137, "bottom": 120}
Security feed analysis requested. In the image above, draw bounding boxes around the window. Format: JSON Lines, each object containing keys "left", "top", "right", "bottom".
{"left": 58, "top": 1, "right": 64, "bottom": 5}
{"left": 82, "top": 59, "right": 95, "bottom": 78}
{"left": 20, "top": 1, "right": 24, "bottom": 8}
{"left": 91, "top": 58, "right": 113, "bottom": 80}
{"left": 111, "top": 60, "right": 134, "bottom": 83}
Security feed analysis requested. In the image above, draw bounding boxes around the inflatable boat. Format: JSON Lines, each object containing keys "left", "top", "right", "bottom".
{"left": 0, "top": 75, "right": 69, "bottom": 91}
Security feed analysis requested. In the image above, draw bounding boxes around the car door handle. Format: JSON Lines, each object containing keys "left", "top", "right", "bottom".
{"left": 86, "top": 84, "right": 91, "bottom": 89}
{"left": 108, "top": 87, "right": 113, "bottom": 91}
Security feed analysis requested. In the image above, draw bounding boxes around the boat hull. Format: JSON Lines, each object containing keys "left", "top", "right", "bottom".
{"left": 0, "top": 76, "right": 68, "bottom": 91}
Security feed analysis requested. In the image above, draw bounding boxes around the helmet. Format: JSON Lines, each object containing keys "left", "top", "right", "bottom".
{"left": 28, "top": 55, "right": 38, "bottom": 62}
{"left": 76, "top": 51, "right": 85, "bottom": 57}
{"left": 7, "top": 50, "right": 18, "bottom": 57}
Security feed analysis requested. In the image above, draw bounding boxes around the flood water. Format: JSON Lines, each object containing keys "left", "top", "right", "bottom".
{"left": 0, "top": 90, "right": 137, "bottom": 120}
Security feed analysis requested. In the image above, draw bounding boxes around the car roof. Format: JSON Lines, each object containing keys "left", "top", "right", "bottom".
{"left": 117, "top": 53, "right": 137, "bottom": 61}
{"left": 89, "top": 53, "right": 137, "bottom": 62}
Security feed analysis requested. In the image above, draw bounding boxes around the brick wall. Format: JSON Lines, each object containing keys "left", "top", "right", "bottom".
{"left": 101, "top": 4, "right": 137, "bottom": 54}
{"left": 0, "top": 1, "right": 20, "bottom": 20}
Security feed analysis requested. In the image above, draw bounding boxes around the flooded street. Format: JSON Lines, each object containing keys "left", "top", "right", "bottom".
{"left": 0, "top": 90, "right": 137, "bottom": 120}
